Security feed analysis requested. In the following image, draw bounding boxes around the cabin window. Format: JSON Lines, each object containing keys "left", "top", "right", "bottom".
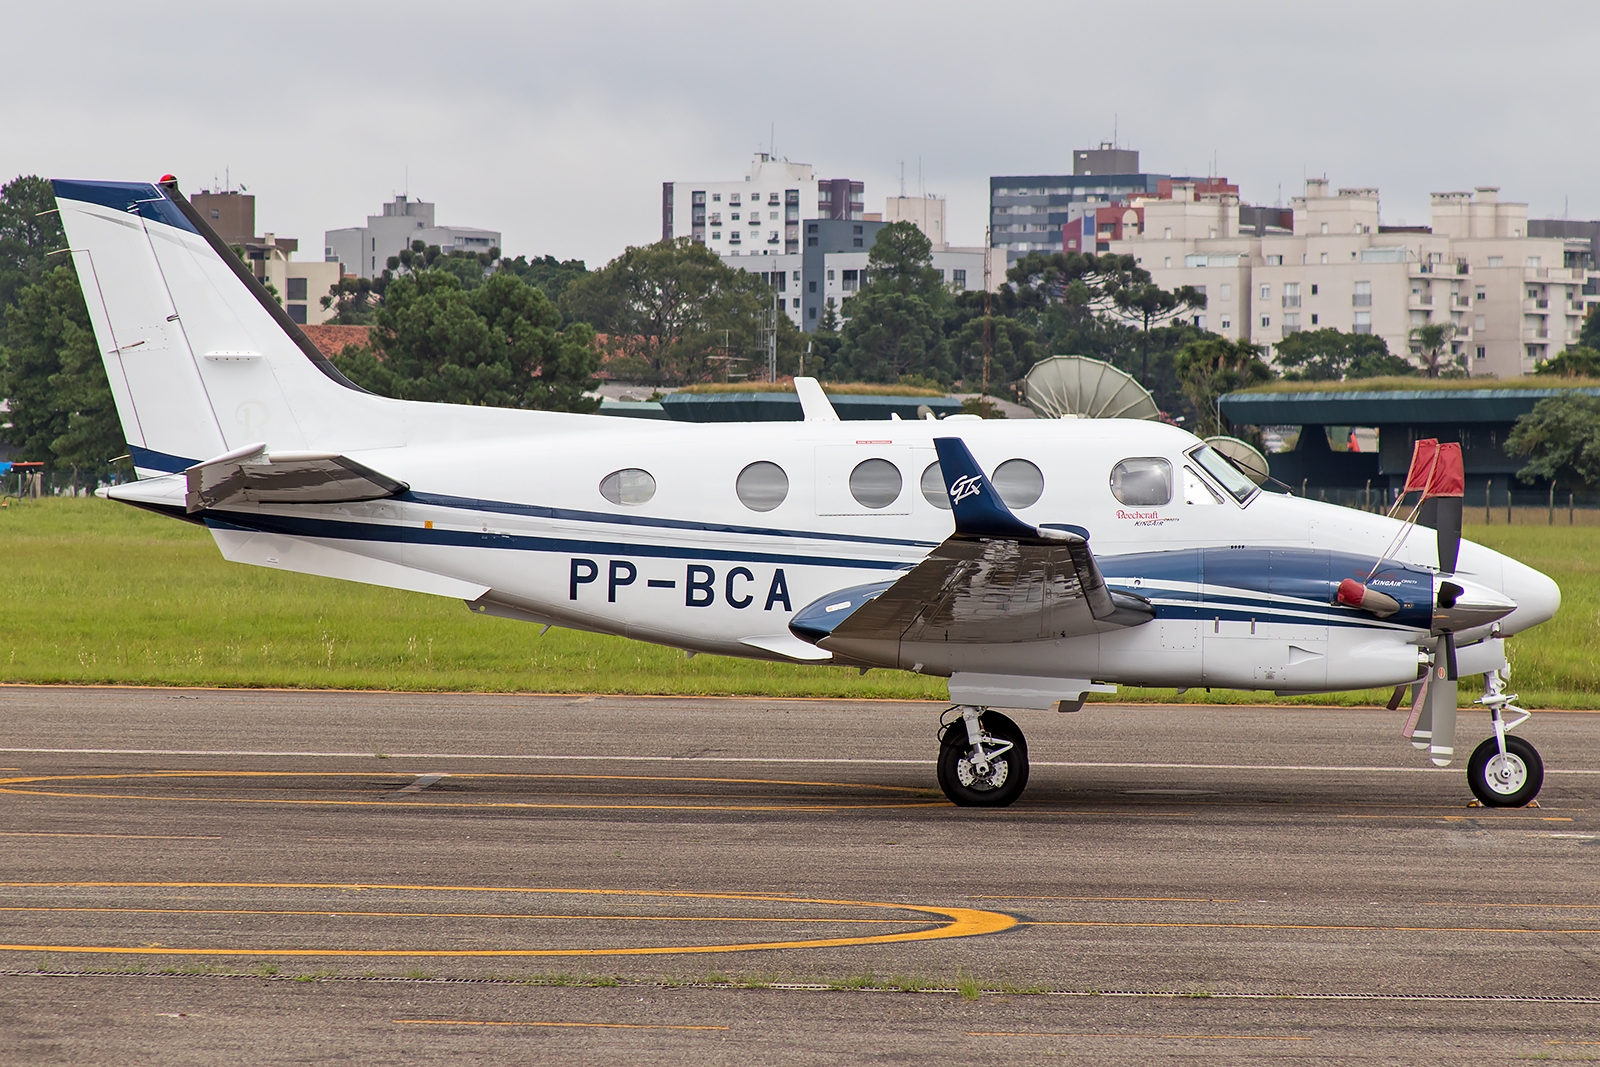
{"left": 598, "top": 468, "right": 656, "bottom": 506}
{"left": 992, "top": 459, "right": 1044, "bottom": 509}
{"left": 849, "top": 458, "right": 903, "bottom": 509}
{"left": 1109, "top": 457, "right": 1172, "bottom": 506}
{"left": 735, "top": 461, "right": 789, "bottom": 512}
{"left": 920, "top": 462, "right": 951, "bottom": 509}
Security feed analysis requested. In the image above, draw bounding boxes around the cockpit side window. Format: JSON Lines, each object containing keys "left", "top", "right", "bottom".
{"left": 1188, "top": 445, "right": 1258, "bottom": 505}
{"left": 1110, "top": 457, "right": 1172, "bottom": 506}
{"left": 1184, "top": 466, "right": 1222, "bottom": 504}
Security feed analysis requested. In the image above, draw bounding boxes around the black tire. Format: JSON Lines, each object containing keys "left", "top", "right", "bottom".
{"left": 1467, "top": 735, "right": 1544, "bottom": 808}
{"left": 937, "top": 711, "right": 1029, "bottom": 807}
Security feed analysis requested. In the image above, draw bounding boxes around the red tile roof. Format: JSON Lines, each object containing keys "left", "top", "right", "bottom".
{"left": 300, "top": 324, "right": 370, "bottom": 357}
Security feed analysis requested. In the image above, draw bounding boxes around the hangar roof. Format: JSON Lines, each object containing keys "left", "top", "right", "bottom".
{"left": 1220, "top": 385, "right": 1600, "bottom": 426}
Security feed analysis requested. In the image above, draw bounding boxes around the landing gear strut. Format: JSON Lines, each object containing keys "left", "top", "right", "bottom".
{"left": 1467, "top": 670, "right": 1543, "bottom": 807}
{"left": 937, "top": 706, "right": 1029, "bottom": 807}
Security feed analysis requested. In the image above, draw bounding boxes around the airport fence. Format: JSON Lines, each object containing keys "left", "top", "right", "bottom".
{"left": 1292, "top": 483, "right": 1600, "bottom": 526}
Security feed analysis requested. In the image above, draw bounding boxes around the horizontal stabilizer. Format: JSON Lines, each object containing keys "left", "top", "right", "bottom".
{"left": 185, "top": 443, "right": 408, "bottom": 513}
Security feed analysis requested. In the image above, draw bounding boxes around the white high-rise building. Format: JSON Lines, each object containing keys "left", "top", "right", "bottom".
{"left": 325, "top": 196, "right": 501, "bottom": 279}
{"left": 662, "top": 154, "right": 866, "bottom": 258}
{"left": 1108, "top": 179, "right": 1597, "bottom": 379}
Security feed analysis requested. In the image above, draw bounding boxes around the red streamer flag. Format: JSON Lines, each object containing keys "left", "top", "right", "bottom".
{"left": 1401, "top": 438, "right": 1464, "bottom": 498}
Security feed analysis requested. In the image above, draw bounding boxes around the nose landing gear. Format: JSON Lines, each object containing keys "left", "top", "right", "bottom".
{"left": 937, "top": 706, "right": 1029, "bottom": 807}
{"left": 1467, "top": 670, "right": 1543, "bottom": 807}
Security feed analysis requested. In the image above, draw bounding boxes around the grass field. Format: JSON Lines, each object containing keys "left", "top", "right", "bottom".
{"left": 1, "top": 498, "right": 1595, "bottom": 707}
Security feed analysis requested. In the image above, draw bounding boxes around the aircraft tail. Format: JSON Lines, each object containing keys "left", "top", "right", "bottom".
{"left": 51, "top": 178, "right": 394, "bottom": 477}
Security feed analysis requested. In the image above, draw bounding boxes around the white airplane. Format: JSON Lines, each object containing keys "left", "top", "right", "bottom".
{"left": 55, "top": 177, "right": 1562, "bottom": 809}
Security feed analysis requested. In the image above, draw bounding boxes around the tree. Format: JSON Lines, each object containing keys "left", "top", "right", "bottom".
{"left": 320, "top": 275, "right": 378, "bottom": 324}
{"left": 1506, "top": 394, "right": 1600, "bottom": 489}
{"left": 0, "top": 264, "right": 125, "bottom": 475}
{"left": 337, "top": 269, "right": 600, "bottom": 412}
{"left": 0, "top": 175, "right": 66, "bottom": 323}
{"left": 1174, "top": 336, "right": 1275, "bottom": 437}
{"left": 1110, "top": 280, "right": 1207, "bottom": 385}
{"left": 496, "top": 254, "right": 588, "bottom": 312}
{"left": 1273, "top": 328, "right": 1414, "bottom": 381}
{"left": 560, "top": 238, "right": 783, "bottom": 383}
{"left": 1533, "top": 345, "right": 1600, "bottom": 379}
{"left": 947, "top": 313, "right": 1038, "bottom": 389}
{"left": 979, "top": 250, "right": 1207, "bottom": 410}
{"left": 1409, "top": 322, "right": 1462, "bottom": 377}
{"left": 836, "top": 222, "right": 953, "bottom": 383}
{"left": 1581, "top": 307, "right": 1600, "bottom": 351}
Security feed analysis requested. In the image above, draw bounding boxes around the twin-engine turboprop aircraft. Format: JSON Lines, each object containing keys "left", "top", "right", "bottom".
{"left": 54, "top": 177, "right": 1562, "bottom": 808}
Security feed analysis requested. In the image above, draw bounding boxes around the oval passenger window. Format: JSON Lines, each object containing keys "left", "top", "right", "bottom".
{"left": 736, "top": 461, "right": 789, "bottom": 512}
{"left": 599, "top": 468, "right": 656, "bottom": 506}
{"left": 992, "top": 459, "right": 1044, "bottom": 509}
{"left": 849, "top": 458, "right": 903, "bottom": 509}
{"left": 1110, "top": 457, "right": 1172, "bottom": 506}
{"left": 919, "top": 462, "right": 951, "bottom": 509}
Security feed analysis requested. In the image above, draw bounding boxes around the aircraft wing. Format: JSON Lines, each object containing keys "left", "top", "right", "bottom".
{"left": 184, "top": 442, "right": 408, "bottom": 513}
{"left": 797, "top": 437, "right": 1153, "bottom": 657}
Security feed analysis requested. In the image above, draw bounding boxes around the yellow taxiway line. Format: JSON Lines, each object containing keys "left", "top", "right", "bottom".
{"left": 0, "top": 770, "right": 944, "bottom": 812}
{"left": 0, "top": 882, "right": 1016, "bottom": 958}
{"left": 395, "top": 1019, "right": 728, "bottom": 1031}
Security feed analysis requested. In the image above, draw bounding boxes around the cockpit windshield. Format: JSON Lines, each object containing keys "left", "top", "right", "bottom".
{"left": 1188, "top": 445, "right": 1258, "bottom": 505}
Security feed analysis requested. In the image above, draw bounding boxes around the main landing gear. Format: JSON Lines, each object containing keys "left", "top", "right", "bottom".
{"left": 937, "top": 706, "right": 1029, "bottom": 807}
{"left": 1466, "top": 670, "right": 1544, "bottom": 808}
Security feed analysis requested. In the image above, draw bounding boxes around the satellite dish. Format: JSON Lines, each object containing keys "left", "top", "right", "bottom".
{"left": 1023, "top": 355, "right": 1160, "bottom": 420}
{"left": 1204, "top": 435, "right": 1272, "bottom": 486}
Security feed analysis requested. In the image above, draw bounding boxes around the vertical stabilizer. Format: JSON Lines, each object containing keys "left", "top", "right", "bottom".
{"left": 52, "top": 178, "right": 393, "bottom": 477}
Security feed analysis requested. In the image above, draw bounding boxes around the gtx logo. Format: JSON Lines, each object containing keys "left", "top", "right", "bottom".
{"left": 949, "top": 474, "right": 984, "bottom": 505}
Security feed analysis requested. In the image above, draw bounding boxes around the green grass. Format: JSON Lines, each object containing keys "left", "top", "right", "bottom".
{"left": 0, "top": 499, "right": 1594, "bottom": 707}
{"left": 0, "top": 498, "right": 946, "bottom": 699}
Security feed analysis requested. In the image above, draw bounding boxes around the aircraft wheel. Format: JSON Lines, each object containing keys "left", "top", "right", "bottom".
{"left": 937, "top": 711, "right": 1029, "bottom": 807}
{"left": 1467, "top": 735, "right": 1544, "bottom": 808}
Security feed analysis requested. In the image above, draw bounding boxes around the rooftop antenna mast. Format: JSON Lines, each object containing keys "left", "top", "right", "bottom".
{"left": 899, "top": 161, "right": 905, "bottom": 198}
{"left": 982, "top": 225, "right": 993, "bottom": 416}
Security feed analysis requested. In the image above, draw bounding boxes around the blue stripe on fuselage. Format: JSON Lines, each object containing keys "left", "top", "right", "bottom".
{"left": 203, "top": 511, "right": 911, "bottom": 571}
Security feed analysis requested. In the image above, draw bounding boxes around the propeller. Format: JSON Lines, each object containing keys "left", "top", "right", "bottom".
{"left": 1405, "top": 441, "right": 1466, "bottom": 767}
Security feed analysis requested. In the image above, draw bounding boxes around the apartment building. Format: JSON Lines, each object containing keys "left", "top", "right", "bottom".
{"left": 1107, "top": 179, "right": 1597, "bottom": 379}
{"left": 719, "top": 218, "right": 988, "bottom": 332}
{"left": 990, "top": 144, "right": 1168, "bottom": 265}
{"left": 325, "top": 196, "right": 501, "bottom": 279}
{"left": 661, "top": 154, "right": 865, "bottom": 257}
{"left": 190, "top": 190, "right": 340, "bottom": 326}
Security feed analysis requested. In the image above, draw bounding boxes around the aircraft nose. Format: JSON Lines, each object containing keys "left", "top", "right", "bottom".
{"left": 1497, "top": 557, "right": 1561, "bottom": 635}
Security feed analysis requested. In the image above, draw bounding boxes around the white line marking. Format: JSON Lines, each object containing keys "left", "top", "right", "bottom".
{"left": 0, "top": 748, "right": 1596, "bottom": 774}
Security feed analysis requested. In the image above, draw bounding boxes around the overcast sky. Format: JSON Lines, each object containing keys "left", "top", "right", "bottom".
{"left": 6, "top": 1, "right": 1596, "bottom": 266}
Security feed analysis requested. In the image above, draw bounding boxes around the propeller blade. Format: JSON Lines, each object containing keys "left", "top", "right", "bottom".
{"left": 1435, "top": 496, "right": 1462, "bottom": 575}
{"left": 1428, "top": 635, "right": 1458, "bottom": 767}
{"left": 1403, "top": 675, "right": 1431, "bottom": 750}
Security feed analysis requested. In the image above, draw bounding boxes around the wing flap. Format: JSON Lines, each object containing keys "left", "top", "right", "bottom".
{"left": 185, "top": 443, "right": 408, "bottom": 512}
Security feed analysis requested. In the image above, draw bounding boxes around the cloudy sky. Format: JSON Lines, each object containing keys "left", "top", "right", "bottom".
{"left": 6, "top": 1, "right": 1596, "bottom": 266}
